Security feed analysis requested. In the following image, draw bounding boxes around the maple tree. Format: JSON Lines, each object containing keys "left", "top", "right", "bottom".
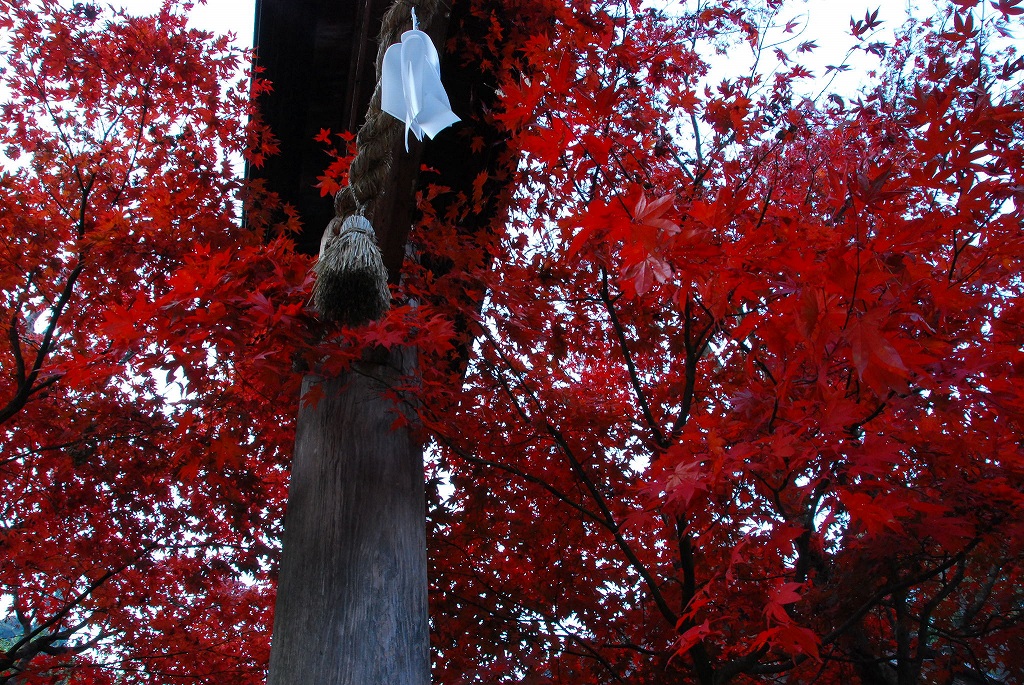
{"left": 0, "top": 1, "right": 312, "bottom": 681}
{"left": 2, "top": 0, "right": 1023, "bottom": 684}
{"left": 412, "top": 0, "right": 1024, "bottom": 683}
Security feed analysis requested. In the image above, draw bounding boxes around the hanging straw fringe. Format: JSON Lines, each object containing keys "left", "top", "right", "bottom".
{"left": 314, "top": 0, "right": 445, "bottom": 325}
{"left": 313, "top": 216, "right": 391, "bottom": 325}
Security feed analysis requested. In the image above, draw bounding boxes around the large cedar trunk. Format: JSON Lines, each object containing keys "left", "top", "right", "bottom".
{"left": 267, "top": 349, "right": 428, "bottom": 685}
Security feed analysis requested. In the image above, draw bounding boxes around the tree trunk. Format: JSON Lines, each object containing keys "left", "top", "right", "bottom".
{"left": 267, "top": 347, "right": 428, "bottom": 685}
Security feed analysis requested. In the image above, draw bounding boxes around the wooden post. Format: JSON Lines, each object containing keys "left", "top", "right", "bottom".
{"left": 263, "top": 28, "right": 436, "bottom": 669}
{"left": 253, "top": 0, "right": 503, "bottom": 680}
{"left": 267, "top": 347, "right": 428, "bottom": 685}
{"left": 262, "top": 44, "right": 434, "bottom": 667}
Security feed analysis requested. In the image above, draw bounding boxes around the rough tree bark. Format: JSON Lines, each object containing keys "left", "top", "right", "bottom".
{"left": 267, "top": 348, "right": 427, "bottom": 685}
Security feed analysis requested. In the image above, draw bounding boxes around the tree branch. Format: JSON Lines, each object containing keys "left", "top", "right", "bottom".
{"left": 599, "top": 268, "right": 668, "bottom": 449}
{"left": 0, "top": 249, "right": 87, "bottom": 425}
{"left": 1, "top": 543, "right": 156, "bottom": 676}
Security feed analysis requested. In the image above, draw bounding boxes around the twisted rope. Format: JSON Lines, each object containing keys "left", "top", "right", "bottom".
{"left": 315, "top": 0, "right": 445, "bottom": 325}
{"left": 334, "top": 0, "right": 446, "bottom": 219}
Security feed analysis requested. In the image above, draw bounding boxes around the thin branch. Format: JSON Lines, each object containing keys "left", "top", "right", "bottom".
{"left": 1, "top": 543, "right": 157, "bottom": 673}
{"left": 432, "top": 426, "right": 605, "bottom": 526}
{"left": 0, "top": 255, "right": 85, "bottom": 425}
{"left": 745, "top": 538, "right": 984, "bottom": 677}
{"left": 599, "top": 268, "right": 668, "bottom": 448}
{"left": 475, "top": 332, "right": 679, "bottom": 627}
{"left": 543, "top": 419, "right": 678, "bottom": 627}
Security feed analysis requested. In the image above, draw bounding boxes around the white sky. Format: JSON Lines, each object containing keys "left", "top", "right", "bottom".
{"left": 117, "top": 0, "right": 257, "bottom": 47}
{"left": 185, "top": 0, "right": 257, "bottom": 47}
{"left": 111, "top": 0, "right": 915, "bottom": 69}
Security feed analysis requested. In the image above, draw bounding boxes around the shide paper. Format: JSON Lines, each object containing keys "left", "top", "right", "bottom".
{"left": 381, "top": 19, "right": 459, "bottom": 151}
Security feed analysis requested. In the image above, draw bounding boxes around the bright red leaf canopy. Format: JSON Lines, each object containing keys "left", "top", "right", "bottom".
{"left": 2, "top": 0, "right": 1023, "bottom": 683}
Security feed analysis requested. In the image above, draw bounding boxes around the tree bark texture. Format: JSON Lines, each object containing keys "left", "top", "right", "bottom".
{"left": 267, "top": 347, "right": 427, "bottom": 685}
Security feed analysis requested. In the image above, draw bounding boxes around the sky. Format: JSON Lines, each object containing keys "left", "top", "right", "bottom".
{"left": 113, "top": 0, "right": 918, "bottom": 62}
{"left": 109, "top": 0, "right": 935, "bottom": 101}
{"left": 184, "top": 0, "right": 257, "bottom": 47}
{"left": 119, "top": 0, "right": 257, "bottom": 47}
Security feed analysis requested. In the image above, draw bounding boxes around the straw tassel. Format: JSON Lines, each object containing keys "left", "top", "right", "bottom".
{"left": 313, "top": 215, "right": 390, "bottom": 326}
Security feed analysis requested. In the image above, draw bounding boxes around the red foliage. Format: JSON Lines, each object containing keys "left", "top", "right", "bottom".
{"left": 0, "top": 1, "right": 313, "bottom": 681}
{"left": 2, "top": 0, "right": 1023, "bottom": 683}
{"left": 413, "top": 0, "right": 1024, "bottom": 683}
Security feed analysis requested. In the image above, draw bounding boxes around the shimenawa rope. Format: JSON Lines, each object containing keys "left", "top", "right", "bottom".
{"left": 313, "top": 0, "right": 445, "bottom": 325}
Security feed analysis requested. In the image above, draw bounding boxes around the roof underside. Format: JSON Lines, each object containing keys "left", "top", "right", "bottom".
{"left": 253, "top": 0, "right": 392, "bottom": 256}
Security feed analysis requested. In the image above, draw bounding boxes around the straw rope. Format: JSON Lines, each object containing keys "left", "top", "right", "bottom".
{"left": 314, "top": 0, "right": 446, "bottom": 325}
{"left": 334, "top": 0, "right": 446, "bottom": 219}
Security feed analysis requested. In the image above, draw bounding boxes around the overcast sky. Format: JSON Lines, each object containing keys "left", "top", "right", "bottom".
{"left": 111, "top": 0, "right": 926, "bottom": 99}
{"left": 111, "top": 0, "right": 920, "bottom": 55}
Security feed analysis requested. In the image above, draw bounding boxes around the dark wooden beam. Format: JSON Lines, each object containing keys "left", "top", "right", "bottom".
{"left": 253, "top": 0, "right": 395, "bottom": 256}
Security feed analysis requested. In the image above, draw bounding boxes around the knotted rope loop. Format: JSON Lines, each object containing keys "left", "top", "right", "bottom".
{"left": 337, "top": 214, "right": 376, "bottom": 238}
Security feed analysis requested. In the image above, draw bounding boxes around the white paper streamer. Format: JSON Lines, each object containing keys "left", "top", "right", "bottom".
{"left": 381, "top": 11, "right": 460, "bottom": 151}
